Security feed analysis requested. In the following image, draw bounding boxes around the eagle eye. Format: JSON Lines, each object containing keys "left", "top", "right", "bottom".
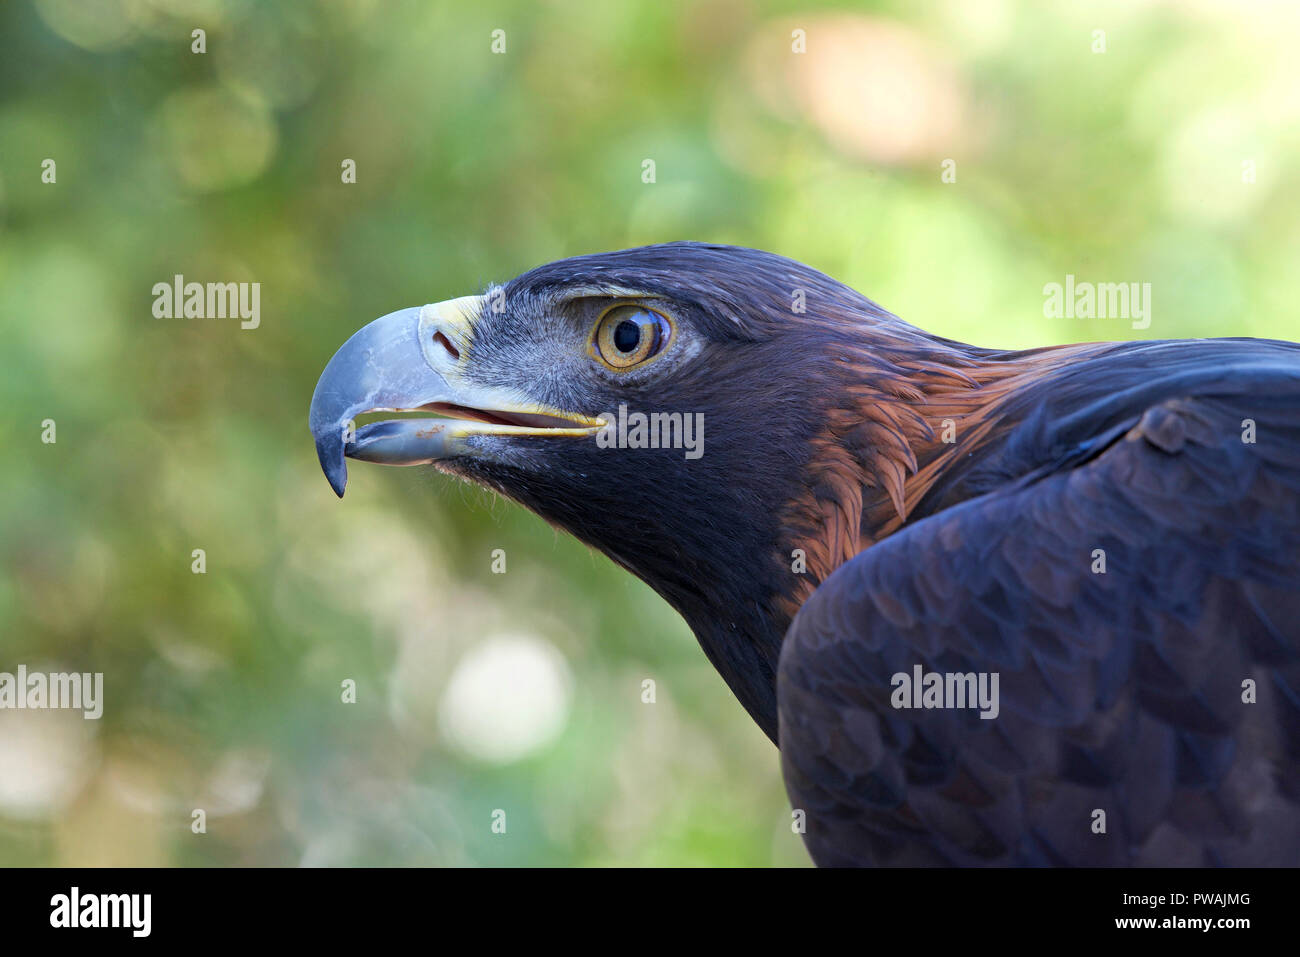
{"left": 591, "top": 304, "right": 673, "bottom": 370}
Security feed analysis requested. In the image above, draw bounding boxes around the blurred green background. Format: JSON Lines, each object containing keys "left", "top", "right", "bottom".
{"left": 1, "top": 0, "right": 1297, "bottom": 866}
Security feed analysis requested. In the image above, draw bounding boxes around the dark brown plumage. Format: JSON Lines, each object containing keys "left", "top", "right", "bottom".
{"left": 310, "top": 243, "right": 1300, "bottom": 866}
{"left": 780, "top": 342, "right": 1300, "bottom": 865}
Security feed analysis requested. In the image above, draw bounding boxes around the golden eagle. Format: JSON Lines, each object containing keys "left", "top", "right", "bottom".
{"left": 310, "top": 243, "right": 1300, "bottom": 866}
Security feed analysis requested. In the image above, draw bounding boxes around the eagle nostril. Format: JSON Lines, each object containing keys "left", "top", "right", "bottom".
{"left": 431, "top": 330, "right": 460, "bottom": 362}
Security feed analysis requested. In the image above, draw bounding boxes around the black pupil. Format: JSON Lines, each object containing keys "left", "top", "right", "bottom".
{"left": 613, "top": 318, "right": 642, "bottom": 353}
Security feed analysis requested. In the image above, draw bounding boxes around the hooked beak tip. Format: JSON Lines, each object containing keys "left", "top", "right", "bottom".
{"left": 315, "top": 432, "right": 349, "bottom": 498}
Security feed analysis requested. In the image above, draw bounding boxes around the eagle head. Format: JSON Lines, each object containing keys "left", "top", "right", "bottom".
{"left": 309, "top": 242, "right": 967, "bottom": 739}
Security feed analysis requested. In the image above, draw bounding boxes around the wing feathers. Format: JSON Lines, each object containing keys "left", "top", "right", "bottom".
{"left": 779, "top": 368, "right": 1300, "bottom": 866}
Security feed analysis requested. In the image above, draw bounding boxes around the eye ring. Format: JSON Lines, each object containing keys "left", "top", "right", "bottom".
{"left": 589, "top": 304, "right": 674, "bottom": 371}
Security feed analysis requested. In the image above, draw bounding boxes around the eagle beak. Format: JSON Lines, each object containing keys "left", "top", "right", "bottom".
{"left": 309, "top": 301, "right": 603, "bottom": 498}
{"left": 310, "top": 306, "right": 438, "bottom": 497}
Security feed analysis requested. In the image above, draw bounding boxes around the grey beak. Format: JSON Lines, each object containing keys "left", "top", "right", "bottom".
{"left": 309, "top": 307, "right": 449, "bottom": 497}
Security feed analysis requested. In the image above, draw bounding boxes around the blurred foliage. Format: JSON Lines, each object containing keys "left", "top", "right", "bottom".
{"left": 0, "top": 0, "right": 1297, "bottom": 866}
